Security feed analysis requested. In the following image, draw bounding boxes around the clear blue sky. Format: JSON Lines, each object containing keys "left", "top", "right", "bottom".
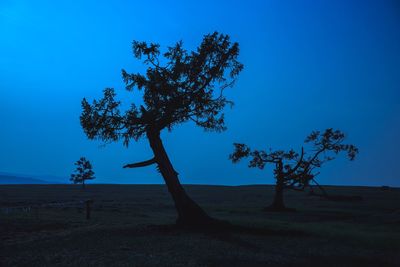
{"left": 1, "top": 0, "right": 399, "bottom": 186}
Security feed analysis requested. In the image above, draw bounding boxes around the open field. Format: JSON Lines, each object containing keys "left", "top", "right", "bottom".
{"left": 0, "top": 184, "right": 399, "bottom": 266}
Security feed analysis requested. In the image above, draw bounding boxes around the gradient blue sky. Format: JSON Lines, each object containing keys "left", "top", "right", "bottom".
{"left": 1, "top": 0, "right": 399, "bottom": 186}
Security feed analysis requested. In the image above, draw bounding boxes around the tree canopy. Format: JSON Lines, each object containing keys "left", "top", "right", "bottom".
{"left": 230, "top": 128, "right": 359, "bottom": 191}
{"left": 81, "top": 32, "right": 243, "bottom": 146}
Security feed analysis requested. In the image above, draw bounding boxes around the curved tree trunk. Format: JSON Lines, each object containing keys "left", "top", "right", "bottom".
{"left": 147, "top": 130, "right": 223, "bottom": 227}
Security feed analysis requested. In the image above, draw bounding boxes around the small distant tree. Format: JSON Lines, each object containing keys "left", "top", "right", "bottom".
{"left": 80, "top": 32, "right": 243, "bottom": 227}
{"left": 70, "top": 157, "right": 95, "bottom": 189}
{"left": 230, "top": 128, "right": 358, "bottom": 211}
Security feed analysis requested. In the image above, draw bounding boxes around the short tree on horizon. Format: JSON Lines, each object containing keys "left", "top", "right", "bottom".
{"left": 230, "top": 128, "right": 358, "bottom": 211}
{"left": 70, "top": 157, "right": 95, "bottom": 189}
{"left": 80, "top": 32, "right": 243, "bottom": 227}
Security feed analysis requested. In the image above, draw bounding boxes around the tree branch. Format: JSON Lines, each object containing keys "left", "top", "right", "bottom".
{"left": 123, "top": 157, "right": 157, "bottom": 168}
{"left": 287, "top": 147, "right": 305, "bottom": 175}
{"left": 310, "top": 174, "right": 328, "bottom": 197}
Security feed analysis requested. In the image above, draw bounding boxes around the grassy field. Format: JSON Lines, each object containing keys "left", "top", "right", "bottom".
{"left": 0, "top": 184, "right": 399, "bottom": 266}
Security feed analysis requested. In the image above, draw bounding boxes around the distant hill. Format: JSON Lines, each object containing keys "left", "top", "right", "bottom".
{"left": 0, "top": 175, "right": 51, "bottom": 184}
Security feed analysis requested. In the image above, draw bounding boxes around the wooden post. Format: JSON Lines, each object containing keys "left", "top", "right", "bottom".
{"left": 85, "top": 199, "right": 93, "bottom": 220}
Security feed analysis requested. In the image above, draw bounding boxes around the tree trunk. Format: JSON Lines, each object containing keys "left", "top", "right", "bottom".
{"left": 82, "top": 180, "right": 85, "bottom": 190}
{"left": 264, "top": 175, "right": 294, "bottom": 212}
{"left": 147, "top": 130, "right": 224, "bottom": 227}
{"left": 270, "top": 176, "right": 285, "bottom": 210}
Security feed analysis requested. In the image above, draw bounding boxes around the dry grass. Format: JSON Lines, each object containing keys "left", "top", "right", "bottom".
{"left": 0, "top": 184, "right": 399, "bottom": 266}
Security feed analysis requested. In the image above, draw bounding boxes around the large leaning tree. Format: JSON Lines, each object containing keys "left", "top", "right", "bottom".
{"left": 80, "top": 32, "right": 243, "bottom": 227}
{"left": 230, "top": 128, "right": 358, "bottom": 211}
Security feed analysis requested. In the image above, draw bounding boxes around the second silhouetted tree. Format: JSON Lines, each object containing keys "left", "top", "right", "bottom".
{"left": 230, "top": 128, "right": 358, "bottom": 211}
{"left": 80, "top": 32, "right": 243, "bottom": 227}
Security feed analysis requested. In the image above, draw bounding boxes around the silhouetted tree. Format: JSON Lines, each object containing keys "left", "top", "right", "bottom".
{"left": 230, "top": 129, "right": 358, "bottom": 211}
{"left": 70, "top": 157, "right": 95, "bottom": 189}
{"left": 80, "top": 32, "right": 243, "bottom": 227}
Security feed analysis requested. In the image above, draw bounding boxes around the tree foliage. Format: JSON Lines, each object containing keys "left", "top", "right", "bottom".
{"left": 80, "top": 32, "right": 244, "bottom": 146}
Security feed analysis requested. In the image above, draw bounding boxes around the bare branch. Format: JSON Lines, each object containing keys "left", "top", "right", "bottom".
{"left": 123, "top": 157, "right": 157, "bottom": 168}
{"left": 289, "top": 147, "right": 304, "bottom": 174}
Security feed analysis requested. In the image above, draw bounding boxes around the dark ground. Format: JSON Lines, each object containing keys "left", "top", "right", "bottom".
{"left": 0, "top": 184, "right": 399, "bottom": 266}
